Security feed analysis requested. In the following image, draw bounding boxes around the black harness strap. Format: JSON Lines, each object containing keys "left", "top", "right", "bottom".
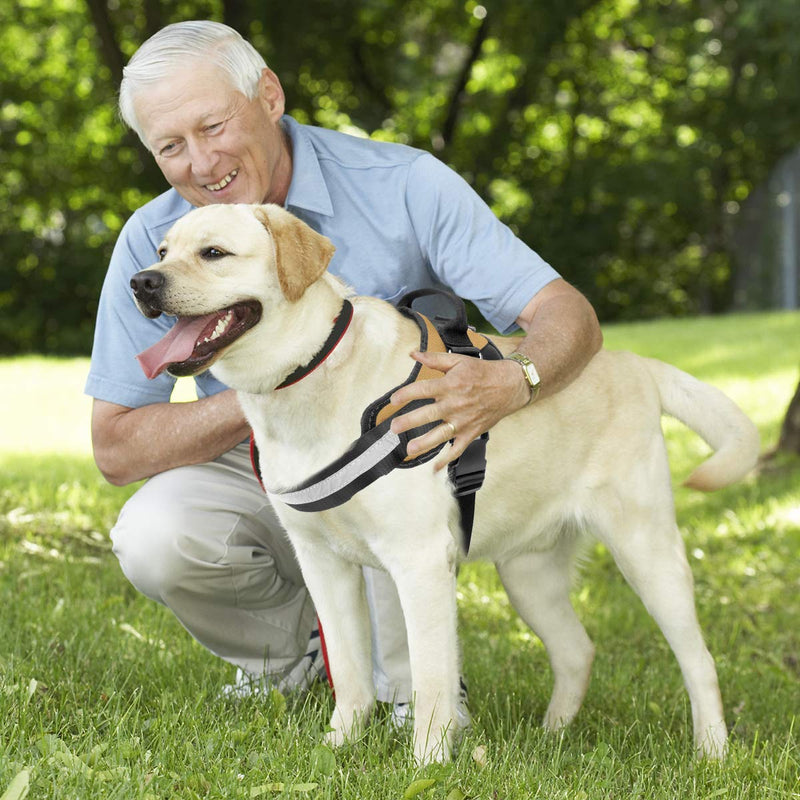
{"left": 395, "top": 289, "right": 503, "bottom": 552}
{"left": 253, "top": 307, "right": 443, "bottom": 511}
{"left": 253, "top": 397, "right": 440, "bottom": 512}
{"left": 252, "top": 289, "right": 501, "bottom": 553}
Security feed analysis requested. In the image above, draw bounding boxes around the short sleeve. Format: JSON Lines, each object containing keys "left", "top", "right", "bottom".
{"left": 404, "top": 153, "right": 560, "bottom": 334}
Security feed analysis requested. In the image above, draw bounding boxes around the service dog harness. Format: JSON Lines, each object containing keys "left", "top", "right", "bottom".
{"left": 250, "top": 290, "right": 502, "bottom": 553}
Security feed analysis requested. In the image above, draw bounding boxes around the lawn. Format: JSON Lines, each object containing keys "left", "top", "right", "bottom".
{"left": 1, "top": 311, "right": 798, "bottom": 799}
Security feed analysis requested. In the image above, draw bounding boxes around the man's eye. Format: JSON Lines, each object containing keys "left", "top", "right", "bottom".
{"left": 205, "top": 121, "right": 223, "bottom": 134}
{"left": 200, "top": 247, "right": 228, "bottom": 260}
{"left": 159, "top": 141, "right": 179, "bottom": 156}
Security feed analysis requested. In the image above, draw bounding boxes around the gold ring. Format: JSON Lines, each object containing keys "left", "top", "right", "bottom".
{"left": 444, "top": 421, "right": 456, "bottom": 439}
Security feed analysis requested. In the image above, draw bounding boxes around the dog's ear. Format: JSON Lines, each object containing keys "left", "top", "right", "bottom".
{"left": 253, "top": 205, "right": 336, "bottom": 302}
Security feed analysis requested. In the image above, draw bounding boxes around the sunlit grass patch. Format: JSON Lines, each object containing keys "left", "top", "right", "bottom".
{"left": 2, "top": 356, "right": 94, "bottom": 455}
{"left": 1, "top": 310, "right": 799, "bottom": 798}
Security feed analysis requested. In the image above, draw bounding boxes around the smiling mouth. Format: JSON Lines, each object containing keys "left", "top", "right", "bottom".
{"left": 136, "top": 300, "right": 262, "bottom": 379}
{"left": 205, "top": 169, "right": 239, "bottom": 192}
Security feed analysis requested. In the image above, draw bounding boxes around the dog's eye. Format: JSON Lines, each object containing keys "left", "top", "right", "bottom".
{"left": 157, "top": 247, "right": 167, "bottom": 261}
{"left": 200, "top": 247, "right": 228, "bottom": 260}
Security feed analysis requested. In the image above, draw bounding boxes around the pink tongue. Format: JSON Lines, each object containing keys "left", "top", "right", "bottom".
{"left": 136, "top": 314, "right": 218, "bottom": 379}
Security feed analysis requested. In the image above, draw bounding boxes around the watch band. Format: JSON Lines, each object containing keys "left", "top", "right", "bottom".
{"left": 506, "top": 352, "right": 541, "bottom": 403}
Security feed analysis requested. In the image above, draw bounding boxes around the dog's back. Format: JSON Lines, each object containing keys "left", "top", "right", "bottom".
{"left": 466, "top": 347, "right": 759, "bottom": 561}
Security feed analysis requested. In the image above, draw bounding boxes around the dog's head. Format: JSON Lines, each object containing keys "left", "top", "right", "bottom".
{"left": 131, "top": 204, "right": 335, "bottom": 379}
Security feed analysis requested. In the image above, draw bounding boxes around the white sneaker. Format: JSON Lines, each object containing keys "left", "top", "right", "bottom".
{"left": 220, "top": 667, "right": 267, "bottom": 700}
{"left": 220, "top": 621, "right": 327, "bottom": 699}
{"left": 389, "top": 676, "right": 472, "bottom": 730}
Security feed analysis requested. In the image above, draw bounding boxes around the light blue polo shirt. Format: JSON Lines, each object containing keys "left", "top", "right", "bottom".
{"left": 85, "top": 116, "right": 560, "bottom": 408}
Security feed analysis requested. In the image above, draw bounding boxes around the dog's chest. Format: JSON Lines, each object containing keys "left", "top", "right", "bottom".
{"left": 270, "top": 456, "right": 459, "bottom": 572}
{"left": 276, "top": 499, "right": 388, "bottom": 569}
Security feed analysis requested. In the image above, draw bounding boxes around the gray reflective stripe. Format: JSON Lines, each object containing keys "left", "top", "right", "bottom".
{"left": 267, "top": 429, "right": 402, "bottom": 506}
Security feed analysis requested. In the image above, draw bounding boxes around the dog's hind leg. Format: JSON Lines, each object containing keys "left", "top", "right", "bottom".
{"left": 594, "top": 493, "right": 728, "bottom": 758}
{"left": 496, "top": 536, "right": 595, "bottom": 731}
{"left": 291, "top": 539, "right": 375, "bottom": 747}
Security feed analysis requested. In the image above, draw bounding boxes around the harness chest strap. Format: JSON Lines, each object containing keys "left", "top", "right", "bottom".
{"left": 250, "top": 294, "right": 502, "bottom": 553}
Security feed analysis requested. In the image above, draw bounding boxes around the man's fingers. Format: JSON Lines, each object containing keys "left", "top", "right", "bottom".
{"left": 389, "top": 351, "right": 464, "bottom": 406}
{"left": 389, "top": 382, "right": 442, "bottom": 420}
{"left": 390, "top": 394, "right": 448, "bottom": 435}
{"left": 409, "top": 349, "right": 459, "bottom": 371}
{"left": 404, "top": 420, "right": 457, "bottom": 458}
{"left": 403, "top": 427, "right": 469, "bottom": 472}
{"left": 432, "top": 435, "right": 469, "bottom": 471}
{"left": 388, "top": 351, "right": 514, "bottom": 469}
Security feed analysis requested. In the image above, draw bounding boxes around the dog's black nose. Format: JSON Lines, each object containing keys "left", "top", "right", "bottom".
{"left": 130, "top": 270, "right": 167, "bottom": 318}
{"left": 130, "top": 270, "right": 165, "bottom": 300}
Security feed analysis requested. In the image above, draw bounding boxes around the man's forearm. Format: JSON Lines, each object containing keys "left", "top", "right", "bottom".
{"left": 388, "top": 279, "right": 603, "bottom": 468}
{"left": 513, "top": 282, "right": 603, "bottom": 402}
{"left": 91, "top": 390, "right": 252, "bottom": 486}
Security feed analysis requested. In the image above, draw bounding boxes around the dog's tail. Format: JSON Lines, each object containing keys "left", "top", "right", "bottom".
{"left": 643, "top": 357, "right": 760, "bottom": 491}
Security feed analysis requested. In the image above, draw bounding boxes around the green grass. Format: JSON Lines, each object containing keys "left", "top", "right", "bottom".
{"left": 1, "top": 311, "right": 799, "bottom": 799}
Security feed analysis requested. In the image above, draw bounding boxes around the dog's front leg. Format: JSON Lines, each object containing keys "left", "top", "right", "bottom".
{"left": 291, "top": 538, "right": 375, "bottom": 746}
{"left": 390, "top": 544, "right": 460, "bottom": 764}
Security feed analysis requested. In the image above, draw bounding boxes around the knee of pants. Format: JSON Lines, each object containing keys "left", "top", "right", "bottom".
{"left": 109, "top": 480, "right": 232, "bottom": 604}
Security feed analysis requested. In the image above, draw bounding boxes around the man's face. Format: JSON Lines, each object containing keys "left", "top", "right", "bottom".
{"left": 135, "top": 63, "right": 292, "bottom": 208}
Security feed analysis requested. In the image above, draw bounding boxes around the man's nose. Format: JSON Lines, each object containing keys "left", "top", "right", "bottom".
{"left": 187, "top": 138, "right": 219, "bottom": 179}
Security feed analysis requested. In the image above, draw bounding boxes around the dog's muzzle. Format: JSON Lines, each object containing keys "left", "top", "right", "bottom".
{"left": 130, "top": 270, "right": 166, "bottom": 319}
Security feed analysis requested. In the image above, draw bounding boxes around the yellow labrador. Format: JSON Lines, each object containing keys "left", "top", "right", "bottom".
{"left": 131, "top": 203, "right": 759, "bottom": 764}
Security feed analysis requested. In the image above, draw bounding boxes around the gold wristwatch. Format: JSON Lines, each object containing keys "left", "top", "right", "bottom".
{"left": 506, "top": 352, "right": 541, "bottom": 403}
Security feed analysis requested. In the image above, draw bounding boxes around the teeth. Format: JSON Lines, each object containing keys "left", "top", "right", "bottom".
{"left": 202, "top": 311, "right": 233, "bottom": 344}
{"left": 205, "top": 169, "right": 238, "bottom": 191}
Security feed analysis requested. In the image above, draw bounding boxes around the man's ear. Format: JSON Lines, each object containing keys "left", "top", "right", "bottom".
{"left": 257, "top": 68, "right": 286, "bottom": 121}
{"left": 253, "top": 204, "right": 335, "bottom": 302}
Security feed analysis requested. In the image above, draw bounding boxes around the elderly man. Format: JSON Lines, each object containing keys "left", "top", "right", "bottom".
{"left": 85, "top": 20, "right": 602, "bottom": 714}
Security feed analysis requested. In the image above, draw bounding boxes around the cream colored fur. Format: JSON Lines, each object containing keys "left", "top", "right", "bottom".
{"left": 133, "top": 203, "right": 760, "bottom": 764}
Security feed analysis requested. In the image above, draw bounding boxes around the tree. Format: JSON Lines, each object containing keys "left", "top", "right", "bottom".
{"left": 777, "top": 377, "right": 800, "bottom": 454}
{"left": 1, "top": 0, "right": 799, "bottom": 354}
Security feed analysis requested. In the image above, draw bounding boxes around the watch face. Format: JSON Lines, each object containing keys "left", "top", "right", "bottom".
{"left": 508, "top": 352, "right": 540, "bottom": 391}
{"left": 524, "top": 363, "right": 540, "bottom": 388}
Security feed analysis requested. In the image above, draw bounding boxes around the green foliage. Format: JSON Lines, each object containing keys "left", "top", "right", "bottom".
{"left": 1, "top": 1, "right": 799, "bottom": 353}
{"left": 0, "top": 0, "right": 149, "bottom": 354}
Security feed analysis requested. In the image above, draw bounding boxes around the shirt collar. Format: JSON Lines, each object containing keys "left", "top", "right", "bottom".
{"left": 281, "top": 116, "right": 334, "bottom": 217}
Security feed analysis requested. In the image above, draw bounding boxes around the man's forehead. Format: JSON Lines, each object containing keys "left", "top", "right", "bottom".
{"left": 137, "top": 65, "right": 243, "bottom": 136}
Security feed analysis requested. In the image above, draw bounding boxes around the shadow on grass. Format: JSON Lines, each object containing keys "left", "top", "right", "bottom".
{"left": 0, "top": 452, "right": 138, "bottom": 543}
{"left": 1, "top": 448, "right": 798, "bottom": 797}
{"left": 457, "top": 450, "right": 800, "bottom": 763}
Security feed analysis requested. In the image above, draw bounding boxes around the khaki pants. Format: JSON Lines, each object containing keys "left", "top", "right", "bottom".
{"left": 110, "top": 441, "right": 412, "bottom": 702}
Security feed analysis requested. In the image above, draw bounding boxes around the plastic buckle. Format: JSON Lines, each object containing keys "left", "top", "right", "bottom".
{"left": 448, "top": 345, "right": 481, "bottom": 357}
{"left": 448, "top": 433, "right": 488, "bottom": 497}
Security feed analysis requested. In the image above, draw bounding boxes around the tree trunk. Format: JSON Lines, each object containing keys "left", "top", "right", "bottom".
{"left": 438, "top": 15, "right": 489, "bottom": 154}
{"left": 777, "top": 377, "right": 800, "bottom": 453}
{"left": 84, "top": 0, "right": 167, "bottom": 193}
{"left": 84, "top": 0, "right": 126, "bottom": 85}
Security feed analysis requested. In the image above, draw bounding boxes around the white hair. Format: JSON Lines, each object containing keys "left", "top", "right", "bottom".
{"left": 119, "top": 20, "right": 267, "bottom": 146}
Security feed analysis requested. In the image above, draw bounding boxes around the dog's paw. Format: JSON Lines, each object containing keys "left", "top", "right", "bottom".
{"left": 323, "top": 727, "right": 349, "bottom": 749}
{"left": 324, "top": 702, "right": 373, "bottom": 748}
{"left": 412, "top": 720, "right": 456, "bottom": 765}
{"left": 695, "top": 722, "right": 728, "bottom": 760}
{"left": 413, "top": 735, "right": 452, "bottom": 765}
{"left": 542, "top": 704, "right": 578, "bottom": 732}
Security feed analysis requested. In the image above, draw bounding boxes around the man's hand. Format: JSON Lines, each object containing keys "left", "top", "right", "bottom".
{"left": 389, "top": 352, "right": 529, "bottom": 470}
{"left": 389, "top": 279, "right": 602, "bottom": 471}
